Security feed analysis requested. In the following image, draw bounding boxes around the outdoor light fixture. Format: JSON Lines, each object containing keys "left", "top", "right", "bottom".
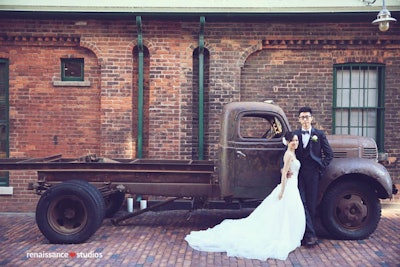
{"left": 370, "top": 0, "right": 397, "bottom": 31}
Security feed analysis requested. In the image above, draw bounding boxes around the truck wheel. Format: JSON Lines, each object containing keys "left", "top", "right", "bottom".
{"left": 104, "top": 191, "right": 125, "bottom": 218}
{"left": 64, "top": 179, "right": 123, "bottom": 217}
{"left": 320, "top": 180, "right": 381, "bottom": 240}
{"left": 36, "top": 181, "right": 105, "bottom": 244}
{"left": 62, "top": 179, "right": 106, "bottom": 220}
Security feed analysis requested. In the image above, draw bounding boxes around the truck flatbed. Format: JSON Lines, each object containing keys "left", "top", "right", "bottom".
{"left": 0, "top": 154, "right": 214, "bottom": 173}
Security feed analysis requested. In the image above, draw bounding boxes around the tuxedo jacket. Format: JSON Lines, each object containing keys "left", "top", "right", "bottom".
{"left": 294, "top": 128, "right": 333, "bottom": 170}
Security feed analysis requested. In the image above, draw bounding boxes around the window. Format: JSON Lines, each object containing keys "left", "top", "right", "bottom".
{"left": 0, "top": 59, "right": 9, "bottom": 186}
{"left": 239, "top": 114, "right": 283, "bottom": 140}
{"left": 61, "top": 58, "right": 84, "bottom": 81}
{"left": 333, "top": 64, "right": 385, "bottom": 152}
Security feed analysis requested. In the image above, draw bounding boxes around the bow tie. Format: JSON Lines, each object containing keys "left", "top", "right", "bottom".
{"left": 301, "top": 130, "right": 309, "bottom": 135}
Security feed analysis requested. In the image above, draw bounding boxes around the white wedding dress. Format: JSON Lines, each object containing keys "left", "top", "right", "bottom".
{"left": 185, "top": 159, "right": 305, "bottom": 261}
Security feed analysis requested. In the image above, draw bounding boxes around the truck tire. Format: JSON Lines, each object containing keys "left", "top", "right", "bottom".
{"left": 104, "top": 191, "right": 125, "bottom": 218}
{"left": 65, "top": 179, "right": 124, "bottom": 217}
{"left": 36, "top": 181, "right": 105, "bottom": 244}
{"left": 320, "top": 180, "right": 381, "bottom": 240}
{"left": 62, "top": 179, "right": 106, "bottom": 219}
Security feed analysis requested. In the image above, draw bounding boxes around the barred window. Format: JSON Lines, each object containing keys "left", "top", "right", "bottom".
{"left": 333, "top": 64, "right": 385, "bottom": 152}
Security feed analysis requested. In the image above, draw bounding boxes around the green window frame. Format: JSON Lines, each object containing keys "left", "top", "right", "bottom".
{"left": 333, "top": 63, "right": 385, "bottom": 152}
{"left": 61, "top": 58, "right": 84, "bottom": 81}
{"left": 0, "top": 58, "right": 9, "bottom": 186}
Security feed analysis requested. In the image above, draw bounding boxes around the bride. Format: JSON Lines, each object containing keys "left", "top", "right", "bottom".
{"left": 185, "top": 132, "right": 305, "bottom": 261}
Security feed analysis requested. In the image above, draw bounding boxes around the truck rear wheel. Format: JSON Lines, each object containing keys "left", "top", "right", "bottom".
{"left": 64, "top": 179, "right": 124, "bottom": 217}
{"left": 62, "top": 179, "right": 106, "bottom": 219}
{"left": 36, "top": 181, "right": 105, "bottom": 244}
{"left": 320, "top": 180, "right": 381, "bottom": 240}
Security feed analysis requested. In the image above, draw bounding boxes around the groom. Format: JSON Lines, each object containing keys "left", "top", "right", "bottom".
{"left": 294, "top": 107, "right": 333, "bottom": 247}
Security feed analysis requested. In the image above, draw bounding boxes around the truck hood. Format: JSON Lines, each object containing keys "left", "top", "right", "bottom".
{"left": 327, "top": 135, "right": 378, "bottom": 160}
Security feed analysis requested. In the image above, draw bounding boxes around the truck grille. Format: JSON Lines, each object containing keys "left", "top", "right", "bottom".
{"left": 333, "top": 151, "right": 347, "bottom": 158}
{"left": 363, "top": 148, "right": 377, "bottom": 159}
{"left": 332, "top": 148, "right": 377, "bottom": 159}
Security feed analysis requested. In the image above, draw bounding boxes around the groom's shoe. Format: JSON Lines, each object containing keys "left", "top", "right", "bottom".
{"left": 305, "top": 236, "right": 318, "bottom": 247}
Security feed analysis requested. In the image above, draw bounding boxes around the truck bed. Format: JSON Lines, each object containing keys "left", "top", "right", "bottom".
{"left": 0, "top": 154, "right": 217, "bottom": 197}
{"left": 0, "top": 154, "right": 214, "bottom": 173}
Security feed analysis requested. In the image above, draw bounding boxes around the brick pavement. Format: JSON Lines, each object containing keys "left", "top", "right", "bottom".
{"left": 0, "top": 202, "right": 399, "bottom": 267}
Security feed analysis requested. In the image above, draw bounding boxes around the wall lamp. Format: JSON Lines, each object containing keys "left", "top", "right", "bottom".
{"left": 364, "top": 0, "right": 397, "bottom": 31}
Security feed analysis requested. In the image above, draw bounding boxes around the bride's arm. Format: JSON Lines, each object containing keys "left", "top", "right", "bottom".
{"left": 278, "top": 152, "right": 292, "bottom": 200}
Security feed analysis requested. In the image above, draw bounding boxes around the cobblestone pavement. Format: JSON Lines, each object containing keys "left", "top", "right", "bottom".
{"left": 0, "top": 202, "right": 399, "bottom": 267}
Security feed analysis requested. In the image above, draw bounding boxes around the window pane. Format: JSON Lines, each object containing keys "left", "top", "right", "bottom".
{"left": 62, "top": 58, "right": 84, "bottom": 81}
{"left": 365, "top": 110, "right": 377, "bottom": 129}
{"left": 350, "top": 110, "right": 361, "bottom": 127}
{"left": 350, "top": 89, "right": 361, "bottom": 107}
{"left": 351, "top": 69, "right": 361, "bottom": 88}
{"left": 337, "top": 70, "right": 350, "bottom": 88}
{"left": 335, "top": 109, "right": 348, "bottom": 127}
{"left": 365, "top": 70, "right": 378, "bottom": 89}
{"left": 240, "top": 116, "right": 268, "bottom": 138}
{"left": 239, "top": 115, "right": 283, "bottom": 139}
{"left": 337, "top": 89, "right": 350, "bottom": 107}
{"left": 366, "top": 89, "right": 378, "bottom": 107}
{"left": 64, "top": 61, "right": 82, "bottom": 77}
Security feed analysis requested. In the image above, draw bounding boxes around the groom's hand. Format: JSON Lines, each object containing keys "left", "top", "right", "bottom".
{"left": 287, "top": 170, "right": 293, "bottom": 178}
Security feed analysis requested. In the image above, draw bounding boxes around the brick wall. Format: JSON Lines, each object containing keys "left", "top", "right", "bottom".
{"left": 0, "top": 17, "right": 399, "bottom": 212}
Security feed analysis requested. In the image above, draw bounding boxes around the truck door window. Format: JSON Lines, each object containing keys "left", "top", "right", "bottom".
{"left": 239, "top": 114, "right": 282, "bottom": 140}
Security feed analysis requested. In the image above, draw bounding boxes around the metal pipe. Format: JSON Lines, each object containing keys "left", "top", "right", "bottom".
{"left": 198, "top": 16, "right": 205, "bottom": 160}
{"left": 136, "top": 16, "right": 144, "bottom": 158}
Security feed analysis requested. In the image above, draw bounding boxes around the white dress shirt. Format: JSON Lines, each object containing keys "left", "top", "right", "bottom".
{"left": 302, "top": 128, "right": 311, "bottom": 148}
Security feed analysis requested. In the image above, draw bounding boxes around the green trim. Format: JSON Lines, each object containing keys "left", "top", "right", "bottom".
{"left": 198, "top": 16, "right": 205, "bottom": 160}
{"left": 136, "top": 16, "right": 144, "bottom": 159}
{"left": 0, "top": 58, "right": 9, "bottom": 186}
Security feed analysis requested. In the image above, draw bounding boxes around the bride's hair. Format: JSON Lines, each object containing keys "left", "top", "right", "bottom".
{"left": 282, "top": 131, "right": 296, "bottom": 146}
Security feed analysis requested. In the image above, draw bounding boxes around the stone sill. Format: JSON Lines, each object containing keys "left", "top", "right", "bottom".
{"left": 53, "top": 81, "right": 91, "bottom": 87}
{"left": 0, "top": 187, "right": 13, "bottom": 195}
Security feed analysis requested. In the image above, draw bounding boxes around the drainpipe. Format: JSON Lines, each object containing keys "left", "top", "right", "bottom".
{"left": 136, "top": 16, "right": 144, "bottom": 158}
{"left": 198, "top": 16, "right": 205, "bottom": 160}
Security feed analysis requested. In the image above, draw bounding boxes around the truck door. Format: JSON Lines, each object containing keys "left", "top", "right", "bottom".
{"left": 231, "top": 112, "right": 287, "bottom": 199}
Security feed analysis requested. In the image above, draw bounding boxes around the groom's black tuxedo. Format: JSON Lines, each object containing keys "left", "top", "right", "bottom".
{"left": 295, "top": 128, "right": 333, "bottom": 171}
{"left": 294, "top": 128, "right": 333, "bottom": 241}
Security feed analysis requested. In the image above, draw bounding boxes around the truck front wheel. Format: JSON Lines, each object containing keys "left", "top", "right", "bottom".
{"left": 36, "top": 182, "right": 105, "bottom": 244}
{"left": 320, "top": 180, "right": 381, "bottom": 240}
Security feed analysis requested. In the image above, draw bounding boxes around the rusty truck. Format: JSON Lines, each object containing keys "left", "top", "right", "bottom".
{"left": 0, "top": 101, "right": 396, "bottom": 244}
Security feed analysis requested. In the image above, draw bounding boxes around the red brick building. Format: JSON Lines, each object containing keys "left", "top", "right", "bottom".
{"left": 0, "top": 1, "right": 399, "bottom": 211}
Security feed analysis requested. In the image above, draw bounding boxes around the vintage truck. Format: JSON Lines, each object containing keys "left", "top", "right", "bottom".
{"left": 0, "top": 101, "right": 396, "bottom": 244}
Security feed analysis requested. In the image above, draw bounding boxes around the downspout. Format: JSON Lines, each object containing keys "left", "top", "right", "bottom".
{"left": 136, "top": 16, "right": 144, "bottom": 158}
{"left": 198, "top": 16, "right": 205, "bottom": 160}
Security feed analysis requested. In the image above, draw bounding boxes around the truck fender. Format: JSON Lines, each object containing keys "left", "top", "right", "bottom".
{"left": 320, "top": 158, "right": 392, "bottom": 200}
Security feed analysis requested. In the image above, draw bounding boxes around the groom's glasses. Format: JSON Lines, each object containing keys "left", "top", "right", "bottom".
{"left": 299, "top": 115, "right": 312, "bottom": 120}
